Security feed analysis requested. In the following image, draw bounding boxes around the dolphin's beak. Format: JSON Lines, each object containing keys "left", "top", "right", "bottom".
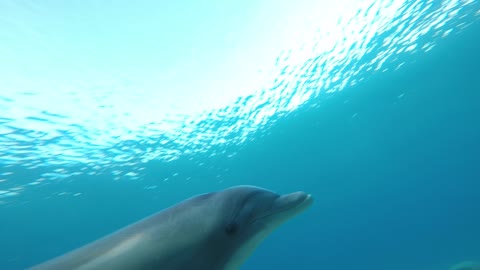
{"left": 274, "top": 191, "right": 313, "bottom": 215}
{"left": 250, "top": 191, "right": 313, "bottom": 227}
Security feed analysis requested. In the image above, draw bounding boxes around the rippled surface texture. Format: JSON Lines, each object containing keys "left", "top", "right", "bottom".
{"left": 0, "top": 0, "right": 478, "bottom": 200}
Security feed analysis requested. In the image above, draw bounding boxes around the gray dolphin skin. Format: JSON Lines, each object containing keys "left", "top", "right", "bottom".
{"left": 29, "top": 185, "right": 313, "bottom": 270}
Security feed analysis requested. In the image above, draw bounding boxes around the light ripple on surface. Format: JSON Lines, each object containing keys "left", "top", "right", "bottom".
{"left": 0, "top": 0, "right": 478, "bottom": 200}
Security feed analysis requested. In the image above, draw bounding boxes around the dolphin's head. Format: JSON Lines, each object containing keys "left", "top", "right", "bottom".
{"left": 195, "top": 185, "right": 313, "bottom": 270}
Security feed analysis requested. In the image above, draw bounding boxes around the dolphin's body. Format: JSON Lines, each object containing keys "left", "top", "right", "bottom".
{"left": 29, "top": 185, "right": 313, "bottom": 270}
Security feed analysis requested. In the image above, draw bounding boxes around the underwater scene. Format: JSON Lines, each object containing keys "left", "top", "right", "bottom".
{"left": 0, "top": 0, "right": 479, "bottom": 269}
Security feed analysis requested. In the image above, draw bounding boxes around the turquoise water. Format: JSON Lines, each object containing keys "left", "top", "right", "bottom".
{"left": 1, "top": 1, "right": 479, "bottom": 269}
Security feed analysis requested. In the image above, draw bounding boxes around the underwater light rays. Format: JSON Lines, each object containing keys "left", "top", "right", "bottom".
{"left": 0, "top": 0, "right": 478, "bottom": 200}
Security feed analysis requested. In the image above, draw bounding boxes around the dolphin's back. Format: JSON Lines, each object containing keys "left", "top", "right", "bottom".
{"left": 29, "top": 217, "right": 157, "bottom": 270}
{"left": 28, "top": 199, "right": 202, "bottom": 270}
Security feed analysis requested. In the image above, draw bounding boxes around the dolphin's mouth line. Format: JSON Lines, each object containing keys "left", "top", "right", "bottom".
{"left": 251, "top": 194, "right": 312, "bottom": 223}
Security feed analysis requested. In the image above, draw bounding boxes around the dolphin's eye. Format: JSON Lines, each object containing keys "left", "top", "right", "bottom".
{"left": 225, "top": 223, "right": 238, "bottom": 235}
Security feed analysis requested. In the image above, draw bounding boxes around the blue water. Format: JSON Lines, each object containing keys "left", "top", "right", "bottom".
{"left": 1, "top": 1, "right": 479, "bottom": 269}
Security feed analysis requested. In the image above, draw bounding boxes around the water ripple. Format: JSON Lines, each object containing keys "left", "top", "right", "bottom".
{"left": 0, "top": 0, "right": 478, "bottom": 200}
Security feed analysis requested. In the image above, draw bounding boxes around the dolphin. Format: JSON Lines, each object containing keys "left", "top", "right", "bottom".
{"left": 29, "top": 185, "right": 313, "bottom": 270}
